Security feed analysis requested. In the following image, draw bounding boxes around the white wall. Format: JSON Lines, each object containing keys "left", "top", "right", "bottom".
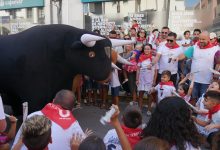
{"left": 62, "top": 0, "right": 84, "bottom": 28}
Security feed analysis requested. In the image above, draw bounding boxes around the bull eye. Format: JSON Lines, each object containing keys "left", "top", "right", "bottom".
{"left": 89, "top": 51, "right": 96, "bottom": 58}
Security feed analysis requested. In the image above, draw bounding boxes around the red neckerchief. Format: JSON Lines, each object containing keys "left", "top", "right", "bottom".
{"left": 138, "top": 53, "right": 152, "bottom": 63}
{"left": 165, "top": 42, "right": 180, "bottom": 49}
{"left": 159, "top": 81, "right": 174, "bottom": 89}
{"left": 212, "top": 40, "right": 219, "bottom": 46}
{"left": 136, "top": 37, "right": 146, "bottom": 42}
{"left": 179, "top": 93, "right": 186, "bottom": 98}
{"left": 41, "top": 103, "right": 76, "bottom": 129}
{"left": 191, "top": 39, "right": 198, "bottom": 45}
{"left": 121, "top": 125, "right": 142, "bottom": 149}
{"left": 206, "top": 104, "right": 220, "bottom": 119}
{"left": 197, "top": 42, "right": 214, "bottom": 49}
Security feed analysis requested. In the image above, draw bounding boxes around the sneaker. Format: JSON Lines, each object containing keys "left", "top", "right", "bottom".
{"left": 122, "top": 78, "right": 128, "bottom": 84}
{"left": 147, "top": 111, "right": 152, "bottom": 116}
{"left": 129, "top": 101, "right": 138, "bottom": 106}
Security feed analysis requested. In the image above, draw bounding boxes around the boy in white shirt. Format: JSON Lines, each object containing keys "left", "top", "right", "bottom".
{"left": 192, "top": 90, "right": 220, "bottom": 148}
{"left": 150, "top": 70, "right": 176, "bottom": 103}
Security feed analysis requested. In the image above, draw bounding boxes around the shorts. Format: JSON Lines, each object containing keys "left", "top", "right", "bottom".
{"left": 111, "top": 86, "right": 120, "bottom": 97}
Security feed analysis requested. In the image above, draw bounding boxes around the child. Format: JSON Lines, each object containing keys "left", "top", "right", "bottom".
{"left": 142, "top": 97, "right": 202, "bottom": 150}
{"left": 177, "top": 73, "right": 194, "bottom": 102}
{"left": 136, "top": 44, "right": 157, "bottom": 114}
{"left": 149, "top": 70, "right": 176, "bottom": 103}
{"left": 110, "top": 67, "right": 120, "bottom": 106}
{"left": 104, "top": 105, "right": 142, "bottom": 149}
{"left": 123, "top": 44, "right": 143, "bottom": 74}
{"left": 194, "top": 81, "right": 220, "bottom": 136}
{"left": 192, "top": 90, "right": 220, "bottom": 148}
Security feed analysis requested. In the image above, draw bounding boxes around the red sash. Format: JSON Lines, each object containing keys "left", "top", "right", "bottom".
{"left": 41, "top": 103, "right": 76, "bottom": 129}
{"left": 138, "top": 53, "right": 152, "bottom": 63}
{"left": 165, "top": 42, "right": 180, "bottom": 49}
{"left": 207, "top": 104, "right": 220, "bottom": 119}
{"left": 197, "top": 42, "right": 214, "bottom": 49}
{"left": 159, "top": 81, "right": 174, "bottom": 89}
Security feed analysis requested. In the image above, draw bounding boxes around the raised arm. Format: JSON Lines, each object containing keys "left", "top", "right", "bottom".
{"left": 187, "top": 75, "right": 194, "bottom": 96}
{"left": 111, "top": 105, "right": 132, "bottom": 150}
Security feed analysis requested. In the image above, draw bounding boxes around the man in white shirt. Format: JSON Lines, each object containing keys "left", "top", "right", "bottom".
{"left": 177, "top": 31, "right": 219, "bottom": 99}
{"left": 150, "top": 32, "right": 183, "bottom": 85}
{"left": 12, "top": 89, "right": 84, "bottom": 150}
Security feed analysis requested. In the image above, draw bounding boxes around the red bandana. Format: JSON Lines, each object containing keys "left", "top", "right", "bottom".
{"left": 165, "top": 42, "right": 180, "bottom": 49}
{"left": 138, "top": 53, "right": 152, "bottom": 63}
{"left": 41, "top": 103, "right": 76, "bottom": 129}
{"left": 211, "top": 40, "right": 219, "bottom": 46}
{"left": 159, "top": 81, "right": 174, "bottom": 89}
{"left": 121, "top": 125, "right": 142, "bottom": 149}
{"left": 206, "top": 104, "right": 220, "bottom": 119}
{"left": 136, "top": 37, "right": 146, "bottom": 42}
{"left": 179, "top": 93, "right": 186, "bottom": 98}
{"left": 197, "top": 42, "right": 214, "bottom": 49}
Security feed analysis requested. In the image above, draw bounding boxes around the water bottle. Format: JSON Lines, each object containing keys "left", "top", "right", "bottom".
{"left": 100, "top": 106, "right": 116, "bottom": 125}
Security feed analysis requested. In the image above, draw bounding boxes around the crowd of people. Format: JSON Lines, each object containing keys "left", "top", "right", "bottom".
{"left": 1, "top": 21, "right": 220, "bottom": 150}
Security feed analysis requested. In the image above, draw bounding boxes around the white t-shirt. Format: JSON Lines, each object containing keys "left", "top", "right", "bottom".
{"left": 154, "top": 84, "right": 176, "bottom": 103}
{"left": 0, "top": 96, "right": 5, "bottom": 120}
{"left": 191, "top": 45, "right": 219, "bottom": 84}
{"left": 12, "top": 111, "right": 84, "bottom": 150}
{"left": 157, "top": 44, "right": 183, "bottom": 74}
{"left": 204, "top": 110, "right": 220, "bottom": 135}
{"left": 110, "top": 68, "right": 120, "bottom": 88}
{"left": 104, "top": 129, "right": 122, "bottom": 150}
{"left": 181, "top": 38, "right": 191, "bottom": 51}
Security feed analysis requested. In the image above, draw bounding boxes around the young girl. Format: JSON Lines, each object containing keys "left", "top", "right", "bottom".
{"left": 142, "top": 97, "right": 203, "bottom": 150}
{"left": 177, "top": 73, "right": 194, "bottom": 102}
{"left": 136, "top": 44, "right": 157, "bottom": 114}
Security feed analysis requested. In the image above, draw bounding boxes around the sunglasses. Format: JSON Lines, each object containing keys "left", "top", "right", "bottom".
{"left": 167, "top": 39, "right": 174, "bottom": 43}
{"left": 124, "top": 38, "right": 131, "bottom": 40}
{"left": 162, "top": 32, "right": 168, "bottom": 34}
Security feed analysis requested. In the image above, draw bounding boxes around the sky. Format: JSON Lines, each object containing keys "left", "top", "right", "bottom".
{"left": 185, "top": 0, "right": 200, "bottom": 8}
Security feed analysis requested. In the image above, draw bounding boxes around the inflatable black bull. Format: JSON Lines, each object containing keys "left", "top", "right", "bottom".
{"left": 0, "top": 24, "right": 115, "bottom": 114}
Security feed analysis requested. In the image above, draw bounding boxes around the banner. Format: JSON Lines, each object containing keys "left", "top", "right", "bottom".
{"left": 0, "top": 0, "right": 44, "bottom": 10}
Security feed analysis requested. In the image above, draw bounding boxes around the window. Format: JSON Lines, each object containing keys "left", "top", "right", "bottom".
{"left": 26, "top": 8, "right": 32, "bottom": 19}
{"left": 38, "top": 7, "right": 44, "bottom": 19}
{"left": 9, "top": 10, "right": 16, "bottom": 19}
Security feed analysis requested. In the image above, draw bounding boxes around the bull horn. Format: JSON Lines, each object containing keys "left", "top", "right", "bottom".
{"left": 110, "top": 39, "right": 135, "bottom": 47}
{"left": 81, "top": 34, "right": 105, "bottom": 47}
{"left": 112, "top": 62, "right": 121, "bottom": 70}
{"left": 117, "top": 54, "right": 133, "bottom": 65}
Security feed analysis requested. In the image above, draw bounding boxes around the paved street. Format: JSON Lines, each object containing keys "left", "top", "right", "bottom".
{"left": 73, "top": 100, "right": 150, "bottom": 138}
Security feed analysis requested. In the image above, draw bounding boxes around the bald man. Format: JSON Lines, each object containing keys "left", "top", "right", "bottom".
{"left": 12, "top": 89, "right": 84, "bottom": 150}
{"left": 176, "top": 32, "right": 219, "bottom": 99}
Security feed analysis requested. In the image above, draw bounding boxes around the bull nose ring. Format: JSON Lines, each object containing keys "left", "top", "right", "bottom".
{"left": 89, "top": 51, "right": 95, "bottom": 58}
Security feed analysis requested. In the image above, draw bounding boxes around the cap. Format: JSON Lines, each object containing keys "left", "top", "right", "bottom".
{"left": 210, "top": 32, "right": 217, "bottom": 39}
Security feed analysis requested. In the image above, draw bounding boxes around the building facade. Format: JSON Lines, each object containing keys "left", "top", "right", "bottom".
{"left": 0, "top": 0, "right": 84, "bottom": 34}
